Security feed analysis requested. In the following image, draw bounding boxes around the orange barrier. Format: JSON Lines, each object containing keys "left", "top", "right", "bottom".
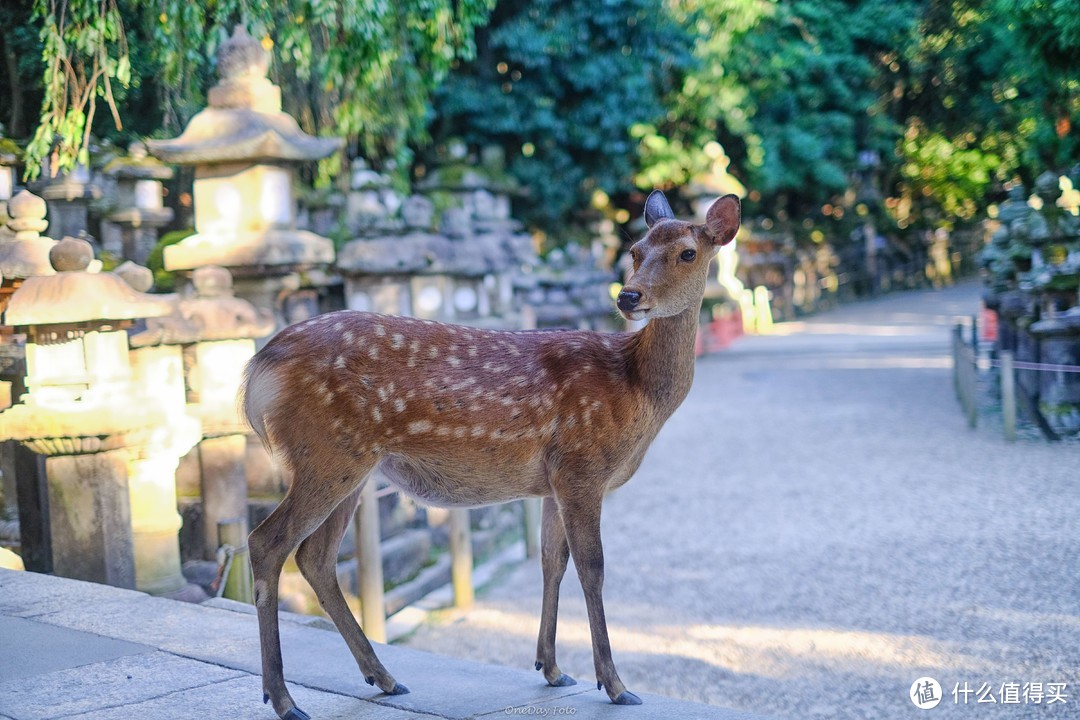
{"left": 695, "top": 311, "right": 744, "bottom": 356}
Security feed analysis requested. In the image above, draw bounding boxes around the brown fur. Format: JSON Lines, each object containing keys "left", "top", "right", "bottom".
{"left": 242, "top": 192, "right": 741, "bottom": 718}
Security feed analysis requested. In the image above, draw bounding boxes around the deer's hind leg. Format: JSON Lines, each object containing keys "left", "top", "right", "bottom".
{"left": 535, "top": 496, "right": 577, "bottom": 687}
{"left": 249, "top": 457, "right": 376, "bottom": 720}
{"left": 294, "top": 485, "right": 408, "bottom": 697}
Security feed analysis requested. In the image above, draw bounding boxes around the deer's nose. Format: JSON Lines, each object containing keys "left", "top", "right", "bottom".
{"left": 617, "top": 290, "right": 642, "bottom": 312}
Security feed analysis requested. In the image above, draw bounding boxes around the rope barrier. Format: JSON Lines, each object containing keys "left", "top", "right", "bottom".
{"left": 980, "top": 358, "right": 1080, "bottom": 374}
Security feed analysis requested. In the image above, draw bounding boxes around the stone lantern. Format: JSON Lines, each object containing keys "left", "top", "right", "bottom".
{"left": 99, "top": 143, "right": 175, "bottom": 264}
{"left": 0, "top": 190, "right": 57, "bottom": 563}
{"left": 31, "top": 162, "right": 102, "bottom": 243}
{"left": 131, "top": 265, "right": 275, "bottom": 560}
{"left": 147, "top": 25, "right": 344, "bottom": 330}
{"left": 0, "top": 191, "right": 57, "bottom": 311}
{"left": 338, "top": 195, "right": 450, "bottom": 316}
{"left": 0, "top": 136, "right": 17, "bottom": 220}
{"left": 0, "top": 237, "right": 173, "bottom": 587}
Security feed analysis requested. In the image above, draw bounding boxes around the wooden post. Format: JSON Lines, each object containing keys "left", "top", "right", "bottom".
{"left": 449, "top": 507, "right": 474, "bottom": 609}
{"left": 523, "top": 498, "right": 542, "bottom": 559}
{"left": 972, "top": 343, "right": 980, "bottom": 427}
{"left": 356, "top": 480, "right": 386, "bottom": 643}
{"left": 1001, "top": 350, "right": 1017, "bottom": 442}
{"left": 952, "top": 325, "right": 962, "bottom": 397}
{"left": 218, "top": 518, "right": 253, "bottom": 604}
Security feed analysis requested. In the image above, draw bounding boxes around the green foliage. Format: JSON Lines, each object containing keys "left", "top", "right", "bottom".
{"left": 145, "top": 227, "right": 192, "bottom": 291}
{"left": 24, "top": 0, "right": 130, "bottom": 180}
{"left": 22, "top": 0, "right": 495, "bottom": 185}
{"left": 426, "top": 0, "right": 693, "bottom": 234}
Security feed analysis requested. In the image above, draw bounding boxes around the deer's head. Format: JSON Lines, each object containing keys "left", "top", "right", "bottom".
{"left": 617, "top": 191, "right": 741, "bottom": 321}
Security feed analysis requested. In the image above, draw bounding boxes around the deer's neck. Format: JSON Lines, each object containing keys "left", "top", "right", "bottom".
{"left": 626, "top": 303, "right": 701, "bottom": 417}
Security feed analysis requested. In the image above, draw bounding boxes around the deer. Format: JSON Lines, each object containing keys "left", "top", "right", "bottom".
{"left": 240, "top": 190, "right": 741, "bottom": 720}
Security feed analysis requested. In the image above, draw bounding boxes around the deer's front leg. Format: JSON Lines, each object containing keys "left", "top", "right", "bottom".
{"left": 559, "top": 494, "right": 642, "bottom": 705}
{"left": 535, "top": 496, "right": 576, "bottom": 687}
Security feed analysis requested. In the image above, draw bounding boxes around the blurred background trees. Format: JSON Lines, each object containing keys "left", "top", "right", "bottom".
{"left": 2, "top": 0, "right": 1078, "bottom": 245}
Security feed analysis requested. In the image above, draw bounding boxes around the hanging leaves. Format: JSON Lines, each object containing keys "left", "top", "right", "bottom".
{"left": 24, "top": 0, "right": 130, "bottom": 180}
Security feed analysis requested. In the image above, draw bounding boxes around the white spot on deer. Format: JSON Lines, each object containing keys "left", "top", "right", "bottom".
{"left": 471, "top": 425, "right": 486, "bottom": 438}
{"left": 394, "top": 398, "right": 406, "bottom": 413}
{"left": 408, "top": 420, "right": 433, "bottom": 434}
{"left": 409, "top": 340, "right": 420, "bottom": 354}
{"left": 453, "top": 427, "right": 466, "bottom": 439}
{"left": 334, "top": 355, "right": 346, "bottom": 369}
{"left": 435, "top": 426, "right": 450, "bottom": 437}
{"left": 446, "top": 326, "right": 458, "bottom": 336}
{"left": 368, "top": 345, "right": 379, "bottom": 360}
{"left": 374, "top": 324, "right": 386, "bottom": 337}
{"left": 501, "top": 396, "right": 516, "bottom": 407}
{"left": 490, "top": 429, "right": 506, "bottom": 440}
{"left": 601, "top": 338, "right": 612, "bottom": 350}
{"left": 406, "top": 389, "right": 417, "bottom": 400}
{"left": 377, "top": 386, "right": 389, "bottom": 402}
{"left": 507, "top": 344, "right": 522, "bottom": 357}
{"left": 510, "top": 376, "right": 529, "bottom": 388}
{"left": 447, "top": 356, "right": 461, "bottom": 367}
{"left": 333, "top": 322, "right": 344, "bottom": 331}
{"left": 468, "top": 345, "right": 478, "bottom": 358}
{"left": 428, "top": 346, "right": 440, "bottom": 359}
{"left": 407, "top": 357, "right": 417, "bottom": 368}
{"left": 343, "top": 330, "right": 354, "bottom": 344}
{"left": 483, "top": 361, "right": 509, "bottom": 373}
{"left": 391, "top": 333, "right": 404, "bottom": 349}
{"left": 372, "top": 407, "right": 383, "bottom": 423}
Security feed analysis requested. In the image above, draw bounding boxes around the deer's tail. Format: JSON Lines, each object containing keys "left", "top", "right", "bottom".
{"left": 238, "top": 352, "right": 282, "bottom": 455}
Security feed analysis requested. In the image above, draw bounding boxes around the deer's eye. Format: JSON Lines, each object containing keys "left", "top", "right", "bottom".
{"left": 680, "top": 248, "right": 697, "bottom": 262}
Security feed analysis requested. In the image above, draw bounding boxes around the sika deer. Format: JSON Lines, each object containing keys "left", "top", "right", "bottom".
{"left": 241, "top": 190, "right": 741, "bottom": 719}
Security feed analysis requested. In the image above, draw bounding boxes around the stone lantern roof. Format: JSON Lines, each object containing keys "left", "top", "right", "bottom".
{"left": 103, "top": 142, "right": 174, "bottom": 181}
{"left": 146, "top": 26, "right": 343, "bottom": 165}
{"left": 3, "top": 237, "right": 173, "bottom": 327}
{"left": 0, "top": 190, "right": 57, "bottom": 279}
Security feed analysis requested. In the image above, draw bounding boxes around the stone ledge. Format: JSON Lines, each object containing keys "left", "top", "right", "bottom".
{"left": 0, "top": 569, "right": 770, "bottom": 720}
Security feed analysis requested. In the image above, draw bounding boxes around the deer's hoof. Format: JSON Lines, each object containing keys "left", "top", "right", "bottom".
{"left": 535, "top": 661, "right": 543, "bottom": 671}
{"left": 613, "top": 691, "right": 643, "bottom": 706}
{"left": 283, "top": 708, "right": 311, "bottom": 720}
{"left": 548, "top": 674, "right": 576, "bottom": 687}
{"left": 387, "top": 682, "right": 410, "bottom": 696}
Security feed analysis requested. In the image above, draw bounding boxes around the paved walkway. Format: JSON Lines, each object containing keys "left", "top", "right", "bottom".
{"left": 0, "top": 568, "right": 763, "bottom": 719}
{"left": 400, "top": 281, "right": 1079, "bottom": 719}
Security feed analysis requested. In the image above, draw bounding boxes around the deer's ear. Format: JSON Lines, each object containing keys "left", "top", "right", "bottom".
{"left": 644, "top": 190, "right": 675, "bottom": 228}
{"left": 705, "top": 194, "right": 741, "bottom": 246}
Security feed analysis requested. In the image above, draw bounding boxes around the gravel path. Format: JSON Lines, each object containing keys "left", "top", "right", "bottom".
{"left": 398, "top": 281, "right": 1079, "bottom": 719}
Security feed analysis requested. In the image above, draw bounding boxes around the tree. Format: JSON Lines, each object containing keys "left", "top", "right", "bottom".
{"left": 18, "top": 0, "right": 495, "bottom": 182}
{"left": 425, "top": 0, "right": 693, "bottom": 237}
